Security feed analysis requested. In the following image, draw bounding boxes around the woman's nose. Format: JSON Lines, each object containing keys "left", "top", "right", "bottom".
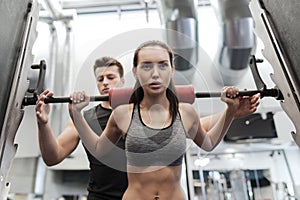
{"left": 152, "top": 66, "right": 159, "bottom": 79}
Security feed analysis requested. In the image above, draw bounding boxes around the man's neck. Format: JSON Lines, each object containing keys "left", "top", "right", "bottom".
{"left": 101, "top": 101, "right": 111, "bottom": 109}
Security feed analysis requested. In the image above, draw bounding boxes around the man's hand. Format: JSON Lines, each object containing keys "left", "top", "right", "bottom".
{"left": 35, "top": 90, "right": 54, "bottom": 124}
{"left": 234, "top": 90, "right": 260, "bottom": 118}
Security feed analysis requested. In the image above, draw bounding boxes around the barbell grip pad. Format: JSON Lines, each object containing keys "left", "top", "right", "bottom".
{"left": 175, "top": 85, "right": 195, "bottom": 104}
{"left": 109, "top": 87, "right": 134, "bottom": 109}
{"left": 109, "top": 85, "right": 195, "bottom": 109}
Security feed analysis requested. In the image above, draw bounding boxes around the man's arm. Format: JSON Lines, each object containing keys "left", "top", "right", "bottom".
{"left": 37, "top": 120, "right": 80, "bottom": 166}
{"left": 200, "top": 93, "right": 260, "bottom": 131}
{"left": 36, "top": 90, "right": 80, "bottom": 166}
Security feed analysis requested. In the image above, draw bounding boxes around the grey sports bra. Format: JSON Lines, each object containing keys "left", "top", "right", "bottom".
{"left": 125, "top": 105, "right": 186, "bottom": 166}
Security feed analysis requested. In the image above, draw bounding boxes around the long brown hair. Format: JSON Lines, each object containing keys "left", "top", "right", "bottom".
{"left": 130, "top": 40, "right": 179, "bottom": 122}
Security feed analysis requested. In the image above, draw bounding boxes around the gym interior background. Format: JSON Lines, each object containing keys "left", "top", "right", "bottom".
{"left": 2, "top": 0, "right": 300, "bottom": 199}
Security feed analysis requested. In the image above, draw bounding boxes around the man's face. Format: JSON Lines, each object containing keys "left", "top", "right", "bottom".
{"left": 95, "top": 65, "right": 124, "bottom": 95}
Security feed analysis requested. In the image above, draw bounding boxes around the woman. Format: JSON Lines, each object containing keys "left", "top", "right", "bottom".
{"left": 69, "top": 40, "right": 259, "bottom": 200}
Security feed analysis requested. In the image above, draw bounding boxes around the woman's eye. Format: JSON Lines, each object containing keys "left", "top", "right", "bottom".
{"left": 158, "top": 63, "right": 169, "bottom": 69}
{"left": 141, "top": 63, "right": 152, "bottom": 70}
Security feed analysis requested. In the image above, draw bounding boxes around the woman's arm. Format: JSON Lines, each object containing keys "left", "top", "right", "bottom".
{"left": 184, "top": 86, "right": 242, "bottom": 151}
{"left": 68, "top": 91, "right": 122, "bottom": 160}
{"left": 193, "top": 107, "right": 236, "bottom": 151}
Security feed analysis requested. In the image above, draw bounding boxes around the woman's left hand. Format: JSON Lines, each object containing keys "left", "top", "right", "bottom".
{"left": 221, "top": 86, "right": 240, "bottom": 113}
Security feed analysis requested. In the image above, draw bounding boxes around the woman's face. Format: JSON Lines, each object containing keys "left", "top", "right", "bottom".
{"left": 133, "top": 45, "right": 174, "bottom": 95}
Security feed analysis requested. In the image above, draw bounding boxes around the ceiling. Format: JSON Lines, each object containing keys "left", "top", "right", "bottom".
{"left": 40, "top": 0, "right": 211, "bottom": 14}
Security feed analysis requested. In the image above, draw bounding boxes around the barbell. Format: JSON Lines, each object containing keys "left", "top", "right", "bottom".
{"left": 22, "top": 85, "right": 283, "bottom": 109}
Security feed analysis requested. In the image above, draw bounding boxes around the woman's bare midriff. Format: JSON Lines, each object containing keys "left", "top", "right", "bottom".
{"left": 122, "top": 165, "right": 187, "bottom": 200}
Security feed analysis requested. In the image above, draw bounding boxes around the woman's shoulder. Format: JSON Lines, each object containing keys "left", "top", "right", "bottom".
{"left": 113, "top": 103, "right": 134, "bottom": 114}
{"left": 178, "top": 103, "right": 198, "bottom": 118}
{"left": 178, "top": 102, "right": 195, "bottom": 112}
{"left": 111, "top": 103, "right": 135, "bottom": 122}
{"left": 109, "top": 103, "right": 135, "bottom": 135}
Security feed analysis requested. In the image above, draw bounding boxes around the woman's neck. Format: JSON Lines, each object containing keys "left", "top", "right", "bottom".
{"left": 140, "top": 93, "right": 169, "bottom": 110}
{"left": 139, "top": 103, "right": 171, "bottom": 129}
{"left": 139, "top": 93, "right": 171, "bottom": 128}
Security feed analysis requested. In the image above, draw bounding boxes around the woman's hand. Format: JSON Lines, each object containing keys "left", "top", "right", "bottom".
{"left": 35, "top": 90, "right": 54, "bottom": 125}
{"left": 68, "top": 91, "right": 90, "bottom": 119}
{"left": 221, "top": 86, "right": 240, "bottom": 114}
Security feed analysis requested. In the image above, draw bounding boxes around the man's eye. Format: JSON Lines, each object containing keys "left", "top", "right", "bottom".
{"left": 107, "top": 76, "right": 116, "bottom": 80}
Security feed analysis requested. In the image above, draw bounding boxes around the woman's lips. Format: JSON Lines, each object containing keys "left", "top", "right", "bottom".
{"left": 149, "top": 82, "right": 161, "bottom": 89}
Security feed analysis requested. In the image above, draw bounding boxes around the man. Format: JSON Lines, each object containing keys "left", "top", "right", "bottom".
{"left": 35, "top": 57, "right": 128, "bottom": 200}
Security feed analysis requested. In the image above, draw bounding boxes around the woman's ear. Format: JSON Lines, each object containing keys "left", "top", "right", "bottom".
{"left": 171, "top": 65, "right": 175, "bottom": 75}
{"left": 132, "top": 67, "right": 137, "bottom": 80}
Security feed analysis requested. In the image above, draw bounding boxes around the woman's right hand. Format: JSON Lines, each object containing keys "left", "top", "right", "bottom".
{"left": 35, "top": 90, "right": 54, "bottom": 125}
{"left": 68, "top": 91, "right": 90, "bottom": 119}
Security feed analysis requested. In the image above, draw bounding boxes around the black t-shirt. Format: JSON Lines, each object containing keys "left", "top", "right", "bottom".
{"left": 83, "top": 104, "right": 128, "bottom": 200}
